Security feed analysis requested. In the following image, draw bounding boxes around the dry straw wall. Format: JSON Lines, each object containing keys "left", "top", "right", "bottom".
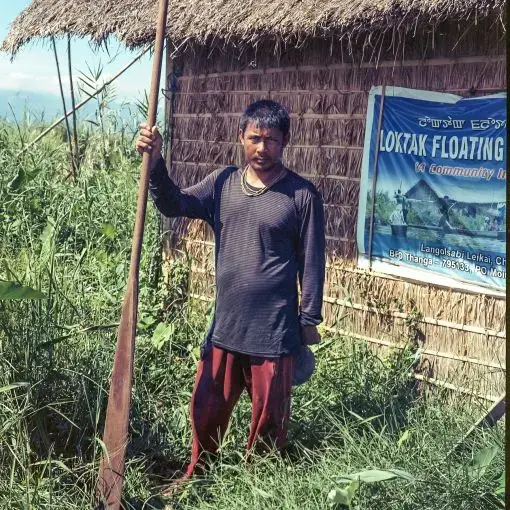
{"left": 162, "top": 20, "right": 506, "bottom": 400}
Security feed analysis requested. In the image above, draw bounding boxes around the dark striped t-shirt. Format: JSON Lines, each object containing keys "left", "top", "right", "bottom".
{"left": 149, "top": 157, "right": 326, "bottom": 357}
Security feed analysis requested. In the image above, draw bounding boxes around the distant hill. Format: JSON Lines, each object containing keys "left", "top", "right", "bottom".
{"left": 0, "top": 90, "right": 89, "bottom": 122}
{"left": 0, "top": 90, "right": 146, "bottom": 125}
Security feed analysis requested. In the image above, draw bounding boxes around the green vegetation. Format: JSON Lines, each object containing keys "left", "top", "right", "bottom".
{"left": 367, "top": 190, "right": 501, "bottom": 233}
{"left": 365, "top": 191, "right": 394, "bottom": 226}
{"left": 0, "top": 117, "right": 505, "bottom": 509}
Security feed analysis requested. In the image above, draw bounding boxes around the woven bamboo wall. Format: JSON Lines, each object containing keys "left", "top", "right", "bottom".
{"left": 162, "top": 19, "right": 506, "bottom": 401}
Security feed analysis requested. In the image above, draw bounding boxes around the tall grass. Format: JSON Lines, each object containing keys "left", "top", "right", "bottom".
{"left": 0, "top": 114, "right": 505, "bottom": 509}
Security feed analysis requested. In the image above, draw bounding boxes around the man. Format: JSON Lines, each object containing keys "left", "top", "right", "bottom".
{"left": 437, "top": 204, "right": 453, "bottom": 240}
{"left": 390, "top": 204, "right": 406, "bottom": 226}
{"left": 394, "top": 189, "right": 409, "bottom": 223}
{"left": 496, "top": 202, "right": 506, "bottom": 229}
{"left": 136, "top": 100, "right": 325, "bottom": 486}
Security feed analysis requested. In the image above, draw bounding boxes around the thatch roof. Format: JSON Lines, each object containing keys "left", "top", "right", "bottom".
{"left": 2, "top": 0, "right": 504, "bottom": 56}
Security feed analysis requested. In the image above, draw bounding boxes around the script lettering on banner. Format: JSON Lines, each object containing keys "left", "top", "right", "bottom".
{"left": 356, "top": 87, "right": 506, "bottom": 295}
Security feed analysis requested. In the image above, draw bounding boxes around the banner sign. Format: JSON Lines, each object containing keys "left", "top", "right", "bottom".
{"left": 357, "top": 87, "right": 506, "bottom": 294}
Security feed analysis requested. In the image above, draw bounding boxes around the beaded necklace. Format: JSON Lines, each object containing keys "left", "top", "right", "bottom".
{"left": 240, "top": 165, "right": 287, "bottom": 197}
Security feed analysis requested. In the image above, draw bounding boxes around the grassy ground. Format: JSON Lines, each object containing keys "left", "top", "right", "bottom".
{"left": 0, "top": 118, "right": 505, "bottom": 509}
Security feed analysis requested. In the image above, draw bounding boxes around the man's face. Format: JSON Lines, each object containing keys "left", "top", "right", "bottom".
{"left": 239, "top": 121, "right": 289, "bottom": 173}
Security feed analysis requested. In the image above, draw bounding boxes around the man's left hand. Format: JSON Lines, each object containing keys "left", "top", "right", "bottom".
{"left": 300, "top": 325, "right": 321, "bottom": 345}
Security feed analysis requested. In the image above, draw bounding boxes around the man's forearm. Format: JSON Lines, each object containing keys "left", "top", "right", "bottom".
{"left": 150, "top": 151, "right": 164, "bottom": 172}
{"left": 297, "top": 189, "right": 325, "bottom": 327}
{"left": 148, "top": 155, "right": 181, "bottom": 217}
{"left": 148, "top": 156, "right": 218, "bottom": 224}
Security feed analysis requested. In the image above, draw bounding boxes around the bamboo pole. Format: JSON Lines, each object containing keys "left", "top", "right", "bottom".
{"left": 322, "top": 296, "right": 506, "bottom": 338}
{"left": 171, "top": 139, "right": 364, "bottom": 149}
{"left": 322, "top": 326, "right": 505, "bottom": 369}
{"left": 171, "top": 112, "right": 365, "bottom": 119}
{"left": 413, "top": 374, "right": 500, "bottom": 402}
{"left": 169, "top": 162, "right": 361, "bottom": 182}
{"left": 15, "top": 45, "right": 152, "bottom": 158}
{"left": 163, "top": 51, "right": 174, "bottom": 165}
{"left": 324, "top": 262, "right": 506, "bottom": 299}
{"left": 176, "top": 55, "right": 506, "bottom": 80}
{"left": 51, "top": 36, "right": 77, "bottom": 181}
{"left": 367, "top": 85, "right": 386, "bottom": 270}
{"left": 179, "top": 290, "right": 506, "bottom": 338}
{"left": 67, "top": 34, "right": 80, "bottom": 174}
{"left": 172, "top": 87, "right": 505, "bottom": 95}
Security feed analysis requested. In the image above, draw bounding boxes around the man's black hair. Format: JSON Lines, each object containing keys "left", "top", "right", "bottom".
{"left": 240, "top": 100, "right": 290, "bottom": 137}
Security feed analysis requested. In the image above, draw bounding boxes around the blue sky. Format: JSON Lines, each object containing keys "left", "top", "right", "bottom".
{"left": 1, "top": 2, "right": 153, "bottom": 116}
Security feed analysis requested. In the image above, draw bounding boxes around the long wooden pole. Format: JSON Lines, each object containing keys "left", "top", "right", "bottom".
{"left": 95, "top": 0, "right": 169, "bottom": 507}
{"left": 446, "top": 394, "right": 506, "bottom": 457}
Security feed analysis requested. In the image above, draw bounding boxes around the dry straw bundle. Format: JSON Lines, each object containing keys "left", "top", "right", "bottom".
{"left": 3, "top": 1, "right": 504, "bottom": 57}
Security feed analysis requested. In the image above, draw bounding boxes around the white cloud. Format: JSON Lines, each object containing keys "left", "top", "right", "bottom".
{"left": 0, "top": 52, "right": 70, "bottom": 96}
{"left": 0, "top": 46, "right": 152, "bottom": 101}
{"left": 0, "top": 72, "right": 73, "bottom": 96}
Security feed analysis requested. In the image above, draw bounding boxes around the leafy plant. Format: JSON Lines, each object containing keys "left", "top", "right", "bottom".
{"left": 0, "top": 281, "right": 46, "bottom": 300}
{"left": 463, "top": 446, "right": 499, "bottom": 481}
{"left": 328, "top": 469, "right": 415, "bottom": 509}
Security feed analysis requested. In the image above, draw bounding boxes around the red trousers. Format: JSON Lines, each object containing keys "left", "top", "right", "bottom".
{"left": 184, "top": 345, "right": 295, "bottom": 476}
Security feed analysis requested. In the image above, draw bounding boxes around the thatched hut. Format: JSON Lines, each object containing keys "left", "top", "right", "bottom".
{"left": 4, "top": 0, "right": 506, "bottom": 401}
